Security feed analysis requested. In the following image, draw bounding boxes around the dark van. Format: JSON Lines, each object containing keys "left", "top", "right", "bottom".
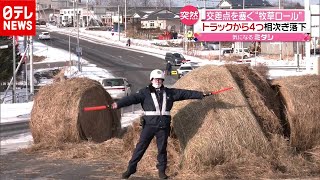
{"left": 165, "top": 52, "right": 186, "bottom": 66}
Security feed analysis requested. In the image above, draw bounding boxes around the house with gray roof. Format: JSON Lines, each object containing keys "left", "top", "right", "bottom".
{"left": 140, "top": 9, "right": 181, "bottom": 32}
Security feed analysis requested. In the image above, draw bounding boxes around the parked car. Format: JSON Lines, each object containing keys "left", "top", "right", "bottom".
{"left": 38, "top": 32, "right": 50, "bottom": 40}
{"left": 204, "top": 41, "right": 219, "bottom": 50}
{"left": 222, "top": 48, "right": 234, "bottom": 55}
{"left": 165, "top": 52, "right": 186, "bottom": 66}
{"left": 40, "top": 21, "right": 47, "bottom": 25}
{"left": 233, "top": 48, "right": 252, "bottom": 59}
{"left": 222, "top": 48, "right": 252, "bottom": 59}
{"left": 61, "top": 20, "right": 73, "bottom": 27}
{"left": 177, "top": 64, "right": 195, "bottom": 78}
{"left": 311, "top": 48, "right": 320, "bottom": 54}
{"left": 100, "top": 77, "right": 131, "bottom": 100}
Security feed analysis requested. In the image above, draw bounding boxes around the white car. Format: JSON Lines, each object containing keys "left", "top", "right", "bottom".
{"left": 232, "top": 48, "right": 252, "bottom": 59}
{"left": 177, "top": 64, "right": 195, "bottom": 79}
{"left": 100, "top": 77, "right": 132, "bottom": 100}
{"left": 38, "top": 32, "right": 50, "bottom": 40}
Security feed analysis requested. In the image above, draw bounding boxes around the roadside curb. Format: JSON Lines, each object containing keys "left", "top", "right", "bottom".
{"left": 0, "top": 119, "right": 30, "bottom": 137}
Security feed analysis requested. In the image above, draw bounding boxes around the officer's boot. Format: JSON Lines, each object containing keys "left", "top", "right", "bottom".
{"left": 159, "top": 171, "right": 168, "bottom": 179}
{"left": 121, "top": 170, "right": 132, "bottom": 179}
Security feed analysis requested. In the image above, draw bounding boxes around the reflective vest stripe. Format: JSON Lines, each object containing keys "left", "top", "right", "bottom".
{"left": 150, "top": 93, "right": 160, "bottom": 114}
{"left": 162, "top": 92, "right": 167, "bottom": 115}
{"left": 144, "top": 91, "right": 170, "bottom": 116}
{"left": 144, "top": 111, "right": 170, "bottom": 115}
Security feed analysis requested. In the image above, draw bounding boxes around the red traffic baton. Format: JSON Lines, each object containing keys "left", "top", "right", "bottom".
{"left": 211, "top": 87, "right": 233, "bottom": 95}
{"left": 83, "top": 105, "right": 109, "bottom": 112}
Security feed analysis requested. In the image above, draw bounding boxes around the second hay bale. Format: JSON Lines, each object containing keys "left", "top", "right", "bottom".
{"left": 225, "top": 64, "right": 283, "bottom": 137}
{"left": 30, "top": 77, "right": 121, "bottom": 144}
{"left": 171, "top": 65, "right": 270, "bottom": 171}
{"left": 272, "top": 75, "right": 320, "bottom": 151}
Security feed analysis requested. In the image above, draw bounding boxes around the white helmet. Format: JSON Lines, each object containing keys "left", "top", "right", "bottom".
{"left": 150, "top": 69, "right": 165, "bottom": 80}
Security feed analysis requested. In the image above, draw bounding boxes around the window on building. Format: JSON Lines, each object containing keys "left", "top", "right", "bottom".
{"left": 150, "top": 22, "right": 154, "bottom": 27}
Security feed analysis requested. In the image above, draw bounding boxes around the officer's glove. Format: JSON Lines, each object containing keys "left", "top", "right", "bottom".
{"left": 203, "top": 92, "right": 213, "bottom": 97}
{"left": 109, "top": 102, "right": 118, "bottom": 109}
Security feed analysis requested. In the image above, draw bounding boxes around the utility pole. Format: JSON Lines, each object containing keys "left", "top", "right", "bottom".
{"left": 87, "top": 0, "right": 89, "bottom": 27}
{"left": 241, "top": 0, "right": 244, "bottom": 62}
{"left": 30, "top": 36, "right": 34, "bottom": 95}
{"left": 305, "top": 0, "right": 311, "bottom": 72}
{"left": 279, "top": 0, "right": 282, "bottom": 60}
{"left": 76, "top": 0, "right": 81, "bottom": 72}
{"left": 125, "top": 0, "right": 127, "bottom": 37}
{"left": 12, "top": 37, "right": 16, "bottom": 103}
{"left": 184, "top": 0, "right": 188, "bottom": 53}
{"left": 24, "top": 36, "right": 28, "bottom": 99}
{"left": 25, "top": 41, "right": 28, "bottom": 100}
{"left": 73, "top": 0, "right": 76, "bottom": 28}
{"left": 118, "top": 5, "right": 120, "bottom": 41}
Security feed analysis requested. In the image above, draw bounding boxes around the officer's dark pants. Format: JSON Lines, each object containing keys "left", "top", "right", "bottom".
{"left": 126, "top": 125, "right": 170, "bottom": 174}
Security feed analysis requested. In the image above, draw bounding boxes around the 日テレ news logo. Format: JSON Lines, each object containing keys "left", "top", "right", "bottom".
{"left": 0, "top": 0, "right": 36, "bottom": 36}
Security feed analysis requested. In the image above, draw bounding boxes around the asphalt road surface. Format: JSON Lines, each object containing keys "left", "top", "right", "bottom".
{"left": 35, "top": 29, "right": 178, "bottom": 93}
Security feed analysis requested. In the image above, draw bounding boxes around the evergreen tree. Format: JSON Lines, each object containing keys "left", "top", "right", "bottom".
{"left": 0, "top": 37, "right": 21, "bottom": 84}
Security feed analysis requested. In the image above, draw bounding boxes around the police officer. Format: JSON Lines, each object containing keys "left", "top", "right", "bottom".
{"left": 112, "top": 69, "right": 212, "bottom": 179}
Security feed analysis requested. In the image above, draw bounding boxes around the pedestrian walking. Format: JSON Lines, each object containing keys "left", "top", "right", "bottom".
{"left": 34, "top": 73, "right": 41, "bottom": 84}
{"left": 111, "top": 69, "right": 213, "bottom": 179}
{"left": 127, "top": 38, "right": 131, "bottom": 47}
{"left": 165, "top": 61, "right": 172, "bottom": 75}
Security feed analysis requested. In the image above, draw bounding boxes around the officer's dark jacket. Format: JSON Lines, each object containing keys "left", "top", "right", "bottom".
{"left": 116, "top": 84, "right": 203, "bottom": 128}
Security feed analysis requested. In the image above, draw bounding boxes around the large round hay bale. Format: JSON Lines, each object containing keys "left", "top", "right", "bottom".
{"left": 171, "top": 65, "right": 270, "bottom": 172}
{"left": 272, "top": 75, "right": 320, "bottom": 151}
{"left": 30, "top": 77, "right": 121, "bottom": 144}
{"left": 225, "top": 64, "right": 283, "bottom": 137}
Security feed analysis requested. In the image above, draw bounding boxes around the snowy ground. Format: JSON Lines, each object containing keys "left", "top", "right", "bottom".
{"left": 1, "top": 24, "right": 319, "bottom": 155}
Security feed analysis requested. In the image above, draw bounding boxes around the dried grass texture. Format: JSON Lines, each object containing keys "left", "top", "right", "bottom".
{"left": 122, "top": 120, "right": 181, "bottom": 176}
{"left": 22, "top": 138, "right": 124, "bottom": 161}
{"left": 225, "top": 64, "right": 283, "bottom": 138}
{"left": 174, "top": 135, "right": 320, "bottom": 179}
{"left": 306, "top": 146, "right": 320, "bottom": 163}
{"left": 30, "top": 77, "right": 121, "bottom": 144}
{"left": 53, "top": 68, "right": 66, "bottom": 83}
{"left": 267, "top": 135, "right": 320, "bottom": 176}
{"left": 21, "top": 138, "right": 127, "bottom": 174}
{"left": 252, "top": 62, "right": 269, "bottom": 79}
{"left": 33, "top": 55, "right": 46, "bottom": 62}
{"left": 272, "top": 75, "right": 320, "bottom": 151}
{"left": 171, "top": 65, "right": 270, "bottom": 172}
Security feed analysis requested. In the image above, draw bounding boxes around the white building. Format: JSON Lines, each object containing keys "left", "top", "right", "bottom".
{"left": 59, "top": 8, "right": 94, "bottom": 27}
